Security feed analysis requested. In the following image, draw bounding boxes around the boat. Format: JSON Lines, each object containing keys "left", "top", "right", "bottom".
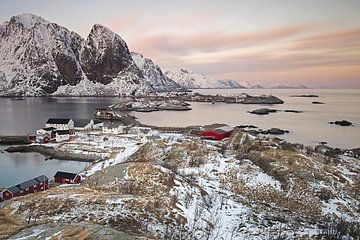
{"left": 94, "top": 108, "right": 121, "bottom": 120}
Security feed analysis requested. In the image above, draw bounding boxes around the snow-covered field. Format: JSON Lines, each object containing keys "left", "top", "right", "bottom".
{"left": 1, "top": 130, "right": 360, "bottom": 239}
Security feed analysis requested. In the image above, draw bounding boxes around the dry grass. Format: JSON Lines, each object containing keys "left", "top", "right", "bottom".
{"left": 50, "top": 226, "right": 91, "bottom": 240}
{"left": 0, "top": 206, "right": 26, "bottom": 240}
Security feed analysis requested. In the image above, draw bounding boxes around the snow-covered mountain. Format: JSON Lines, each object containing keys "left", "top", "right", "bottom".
{"left": 131, "top": 52, "right": 181, "bottom": 92}
{"left": 258, "top": 83, "right": 308, "bottom": 89}
{"left": 0, "top": 13, "right": 178, "bottom": 96}
{"left": 166, "top": 68, "right": 308, "bottom": 89}
{"left": 165, "top": 68, "right": 248, "bottom": 89}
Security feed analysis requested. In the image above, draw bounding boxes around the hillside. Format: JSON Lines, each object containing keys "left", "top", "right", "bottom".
{"left": 1, "top": 129, "right": 359, "bottom": 239}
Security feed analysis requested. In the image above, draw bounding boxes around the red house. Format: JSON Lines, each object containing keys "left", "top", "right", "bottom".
{"left": 54, "top": 171, "right": 81, "bottom": 184}
{"left": 201, "top": 125, "right": 234, "bottom": 141}
{"left": 1, "top": 175, "right": 49, "bottom": 201}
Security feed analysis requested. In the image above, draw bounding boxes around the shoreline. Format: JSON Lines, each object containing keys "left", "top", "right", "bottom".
{"left": 0, "top": 135, "right": 30, "bottom": 145}
{"left": 5, "top": 145, "right": 97, "bottom": 162}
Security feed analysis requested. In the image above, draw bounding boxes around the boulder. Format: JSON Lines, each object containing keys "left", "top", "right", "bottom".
{"left": 329, "top": 120, "right": 353, "bottom": 126}
{"left": 264, "top": 128, "right": 289, "bottom": 135}
{"left": 248, "top": 108, "right": 278, "bottom": 115}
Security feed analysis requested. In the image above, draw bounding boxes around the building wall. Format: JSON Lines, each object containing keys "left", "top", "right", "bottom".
{"left": 46, "top": 123, "right": 68, "bottom": 130}
{"left": 103, "top": 126, "right": 123, "bottom": 134}
{"left": 55, "top": 176, "right": 80, "bottom": 184}
{"left": 74, "top": 123, "right": 92, "bottom": 131}
{"left": 56, "top": 134, "right": 70, "bottom": 142}
{"left": 93, "top": 122, "right": 104, "bottom": 130}
{"left": 1, "top": 190, "right": 12, "bottom": 200}
{"left": 46, "top": 120, "right": 74, "bottom": 130}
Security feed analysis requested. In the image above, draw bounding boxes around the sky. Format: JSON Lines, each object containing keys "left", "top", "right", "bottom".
{"left": 1, "top": 0, "right": 360, "bottom": 87}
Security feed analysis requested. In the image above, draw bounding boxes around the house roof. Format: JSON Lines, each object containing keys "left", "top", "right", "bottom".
{"left": 104, "top": 122, "right": 122, "bottom": 128}
{"left": 42, "top": 127, "right": 56, "bottom": 131}
{"left": 6, "top": 175, "right": 48, "bottom": 195}
{"left": 73, "top": 119, "right": 92, "bottom": 128}
{"left": 55, "top": 130, "right": 70, "bottom": 135}
{"left": 139, "top": 127, "right": 151, "bottom": 134}
{"left": 93, "top": 119, "right": 103, "bottom": 124}
{"left": 46, "top": 118, "right": 72, "bottom": 124}
{"left": 206, "top": 125, "right": 234, "bottom": 135}
{"left": 54, "top": 171, "right": 78, "bottom": 180}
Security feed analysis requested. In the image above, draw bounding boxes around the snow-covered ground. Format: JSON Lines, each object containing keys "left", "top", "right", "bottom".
{"left": 1, "top": 131, "right": 359, "bottom": 239}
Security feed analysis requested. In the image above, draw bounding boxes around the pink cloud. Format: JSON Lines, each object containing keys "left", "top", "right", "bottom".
{"left": 129, "top": 24, "right": 307, "bottom": 55}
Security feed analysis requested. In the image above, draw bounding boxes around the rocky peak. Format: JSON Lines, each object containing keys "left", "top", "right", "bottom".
{"left": 9, "top": 13, "right": 51, "bottom": 29}
{"left": 81, "top": 24, "right": 139, "bottom": 85}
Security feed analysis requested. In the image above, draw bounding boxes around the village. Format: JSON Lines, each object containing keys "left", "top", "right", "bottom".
{"left": 0, "top": 115, "right": 235, "bottom": 203}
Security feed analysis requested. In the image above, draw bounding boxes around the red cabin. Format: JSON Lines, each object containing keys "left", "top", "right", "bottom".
{"left": 1, "top": 175, "right": 49, "bottom": 201}
{"left": 54, "top": 171, "right": 81, "bottom": 184}
{"left": 201, "top": 125, "right": 234, "bottom": 141}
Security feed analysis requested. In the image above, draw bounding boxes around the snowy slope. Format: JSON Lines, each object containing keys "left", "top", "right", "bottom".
{"left": 131, "top": 52, "right": 181, "bottom": 92}
{"left": 165, "top": 69, "right": 249, "bottom": 89}
{"left": 0, "top": 13, "right": 179, "bottom": 96}
{"left": 166, "top": 68, "right": 308, "bottom": 89}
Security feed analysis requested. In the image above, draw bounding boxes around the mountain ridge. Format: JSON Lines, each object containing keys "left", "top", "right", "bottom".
{"left": 0, "top": 13, "right": 179, "bottom": 96}
{"left": 165, "top": 68, "right": 308, "bottom": 89}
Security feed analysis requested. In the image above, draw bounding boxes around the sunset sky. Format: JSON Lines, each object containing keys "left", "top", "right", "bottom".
{"left": 1, "top": 0, "right": 360, "bottom": 87}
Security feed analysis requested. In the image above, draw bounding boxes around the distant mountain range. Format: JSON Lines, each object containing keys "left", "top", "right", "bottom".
{"left": 0, "top": 13, "right": 307, "bottom": 96}
{"left": 165, "top": 68, "right": 307, "bottom": 89}
{"left": 0, "top": 13, "right": 181, "bottom": 96}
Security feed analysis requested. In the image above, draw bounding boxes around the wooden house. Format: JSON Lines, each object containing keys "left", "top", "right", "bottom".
{"left": 54, "top": 171, "right": 81, "bottom": 184}
{"left": 54, "top": 130, "right": 70, "bottom": 142}
{"left": 36, "top": 127, "right": 56, "bottom": 139}
{"left": 1, "top": 175, "right": 49, "bottom": 201}
{"left": 201, "top": 125, "right": 234, "bottom": 141}
{"left": 102, "top": 122, "right": 123, "bottom": 134}
{"left": 46, "top": 118, "right": 74, "bottom": 130}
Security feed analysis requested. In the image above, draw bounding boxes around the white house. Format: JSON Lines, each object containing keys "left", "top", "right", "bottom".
{"left": 46, "top": 118, "right": 74, "bottom": 130}
{"left": 36, "top": 127, "right": 56, "bottom": 137}
{"left": 93, "top": 119, "right": 104, "bottom": 130}
{"left": 73, "top": 119, "right": 94, "bottom": 131}
{"left": 55, "top": 130, "right": 70, "bottom": 142}
{"left": 102, "top": 122, "right": 123, "bottom": 134}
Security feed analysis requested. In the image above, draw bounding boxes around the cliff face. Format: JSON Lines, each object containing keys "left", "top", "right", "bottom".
{"left": 0, "top": 13, "right": 178, "bottom": 96}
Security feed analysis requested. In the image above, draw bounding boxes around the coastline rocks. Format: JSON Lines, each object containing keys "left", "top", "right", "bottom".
{"left": 344, "top": 148, "right": 360, "bottom": 159}
{"left": 244, "top": 128, "right": 289, "bottom": 135}
{"left": 237, "top": 125, "right": 258, "bottom": 129}
{"left": 240, "top": 94, "right": 284, "bottom": 104}
{"left": 290, "top": 94, "right": 319, "bottom": 98}
{"left": 312, "top": 101, "right": 324, "bottom": 104}
{"left": 0, "top": 135, "right": 30, "bottom": 145}
{"left": 284, "top": 110, "right": 303, "bottom": 113}
{"left": 329, "top": 120, "right": 353, "bottom": 126}
{"left": 315, "top": 145, "right": 333, "bottom": 154}
{"left": 264, "top": 128, "right": 289, "bottom": 135}
{"left": 5, "top": 145, "right": 97, "bottom": 162}
{"left": 248, "top": 108, "right": 278, "bottom": 115}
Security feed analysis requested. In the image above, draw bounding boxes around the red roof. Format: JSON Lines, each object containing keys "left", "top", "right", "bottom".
{"left": 201, "top": 125, "right": 233, "bottom": 140}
